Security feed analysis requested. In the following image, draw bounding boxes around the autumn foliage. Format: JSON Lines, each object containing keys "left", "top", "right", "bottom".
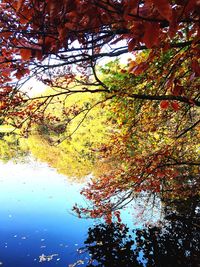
{"left": 0, "top": 1, "right": 199, "bottom": 77}
{"left": 0, "top": 0, "right": 199, "bottom": 221}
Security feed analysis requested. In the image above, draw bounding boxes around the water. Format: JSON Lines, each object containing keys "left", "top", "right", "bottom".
{"left": 0, "top": 159, "right": 93, "bottom": 267}
{"left": 0, "top": 149, "right": 197, "bottom": 265}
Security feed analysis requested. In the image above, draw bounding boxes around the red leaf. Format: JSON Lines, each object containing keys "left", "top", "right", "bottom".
{"left": 171, "top": 101, "right": 180, "bottom": 111}
{"left": 160, "top": 100, "right": 169, "bottom": 109}
{"left": 123, "top": 0, "right": 139, "bottom": 10}
{"left": 128, "top": 38, "right": 136, "bottom": 52}
{"left": 191, "top": 60, "right": 200, "bottom": 76}
{"left": 35, "top": 50, "right": 43, "bottom": 61}
{"left": 123, "top": 0, "right": 139, "bottom": 17}
{"left": 168, "top": 9, "right": 178, "bottom": 38}
{"left": 171, "top": 85, "right": 184, "bottom": 96}
{"left": 152, "top": 0, "right": 172, "bottom": 21}
{"left": 1, "top": 69, "right": 11, "bottom": 78}
{"left": 15, "top": 68, "right": 30, "bottom": 80}
{"left": 58, "top": 27, "right": 67, "bottom": 42}
{"left": 185, "top": 0, "right": 197, "bottom": 14}
{"left": 132, "top": 62, "right": 148, "bottom": 75}
{"left": 143, "top": 22, "right": 160, "bottom": 48}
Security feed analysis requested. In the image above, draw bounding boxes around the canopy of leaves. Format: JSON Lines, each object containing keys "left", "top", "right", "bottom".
{"left": 0, "top": 0, "right": 199, "bottom": 220}
{"left": 0, "top": 0, "right": 199, "bottom": 106}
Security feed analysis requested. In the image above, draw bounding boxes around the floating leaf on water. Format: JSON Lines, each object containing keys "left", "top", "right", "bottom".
{"left": 39, "top": 254, "right": 58, "bottom": 262}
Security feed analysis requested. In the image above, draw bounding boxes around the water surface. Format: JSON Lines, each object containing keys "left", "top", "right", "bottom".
{"left": 0, "top": 159, "right": 163, "bottom": 267}
{"left": 0, "top": 159, "right": 93, "bottom": 266}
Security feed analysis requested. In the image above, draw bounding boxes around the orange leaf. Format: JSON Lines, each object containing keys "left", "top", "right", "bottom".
{"left": 0, "top": 101, "right": 7, "bottom": 110}
{"left": 152, "top": 0, "right": 172, "bottom": 21}
{"left": 128, "top": 60, "right": 137, "bottom": 72}
{"left": 20, "top": 49, "right": 32, "bottom": 61}
{"left": 143, "top": 22, "right": 160, "bottom": 48}
{"left": 19, "top": 6, "right": 33, "bottom": 24}
{"left": 16, "top": 0, "right": 24, "bottom": 12}
{"left": 160, "top": 100, "right": 169, "bottom": 109}
{"left": 157, "top": 172, "right": 165, "bottom": 178}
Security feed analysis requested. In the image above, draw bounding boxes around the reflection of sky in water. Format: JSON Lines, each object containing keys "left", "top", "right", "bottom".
{"left": 0, "top": 159, "right": 160, "bottom": 266}
{"left": 0, "top": 159, "right": 94, "bottom": 266}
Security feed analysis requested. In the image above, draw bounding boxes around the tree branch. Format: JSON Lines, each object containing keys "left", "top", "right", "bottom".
{"left": 176, "top": 119, "right": 200, "bottom": 139}
{"left": 126, "top": 94, "right": 200, "bottom": 106}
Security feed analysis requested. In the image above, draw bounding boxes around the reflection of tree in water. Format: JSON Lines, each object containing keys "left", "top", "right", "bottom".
{"left": 83, "top": 215, "right": 200, "bottom": 267}
{"left": 135, "top": 217, "right": 200, "bottom": 267}
{"left": 84, "top": 222, "right": 141, "bottom": 267}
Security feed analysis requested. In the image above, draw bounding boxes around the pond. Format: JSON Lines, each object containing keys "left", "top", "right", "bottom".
{"left": 0, "top": 159, "right": 199, "bottom": 267}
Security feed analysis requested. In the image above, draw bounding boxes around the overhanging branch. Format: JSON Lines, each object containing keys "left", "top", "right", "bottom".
{"left": 127, "top": 94, "right": 200, "bottom": 107}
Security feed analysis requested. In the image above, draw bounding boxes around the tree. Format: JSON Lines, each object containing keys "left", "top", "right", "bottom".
{"left": 73, "top": 59, "right": 199, "bottom": 221}
{"left": 0, "top": 0, "right": 199, "bottom": 115}
{"left": 0, "top": 1, "right": 199, "bottom": 219}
